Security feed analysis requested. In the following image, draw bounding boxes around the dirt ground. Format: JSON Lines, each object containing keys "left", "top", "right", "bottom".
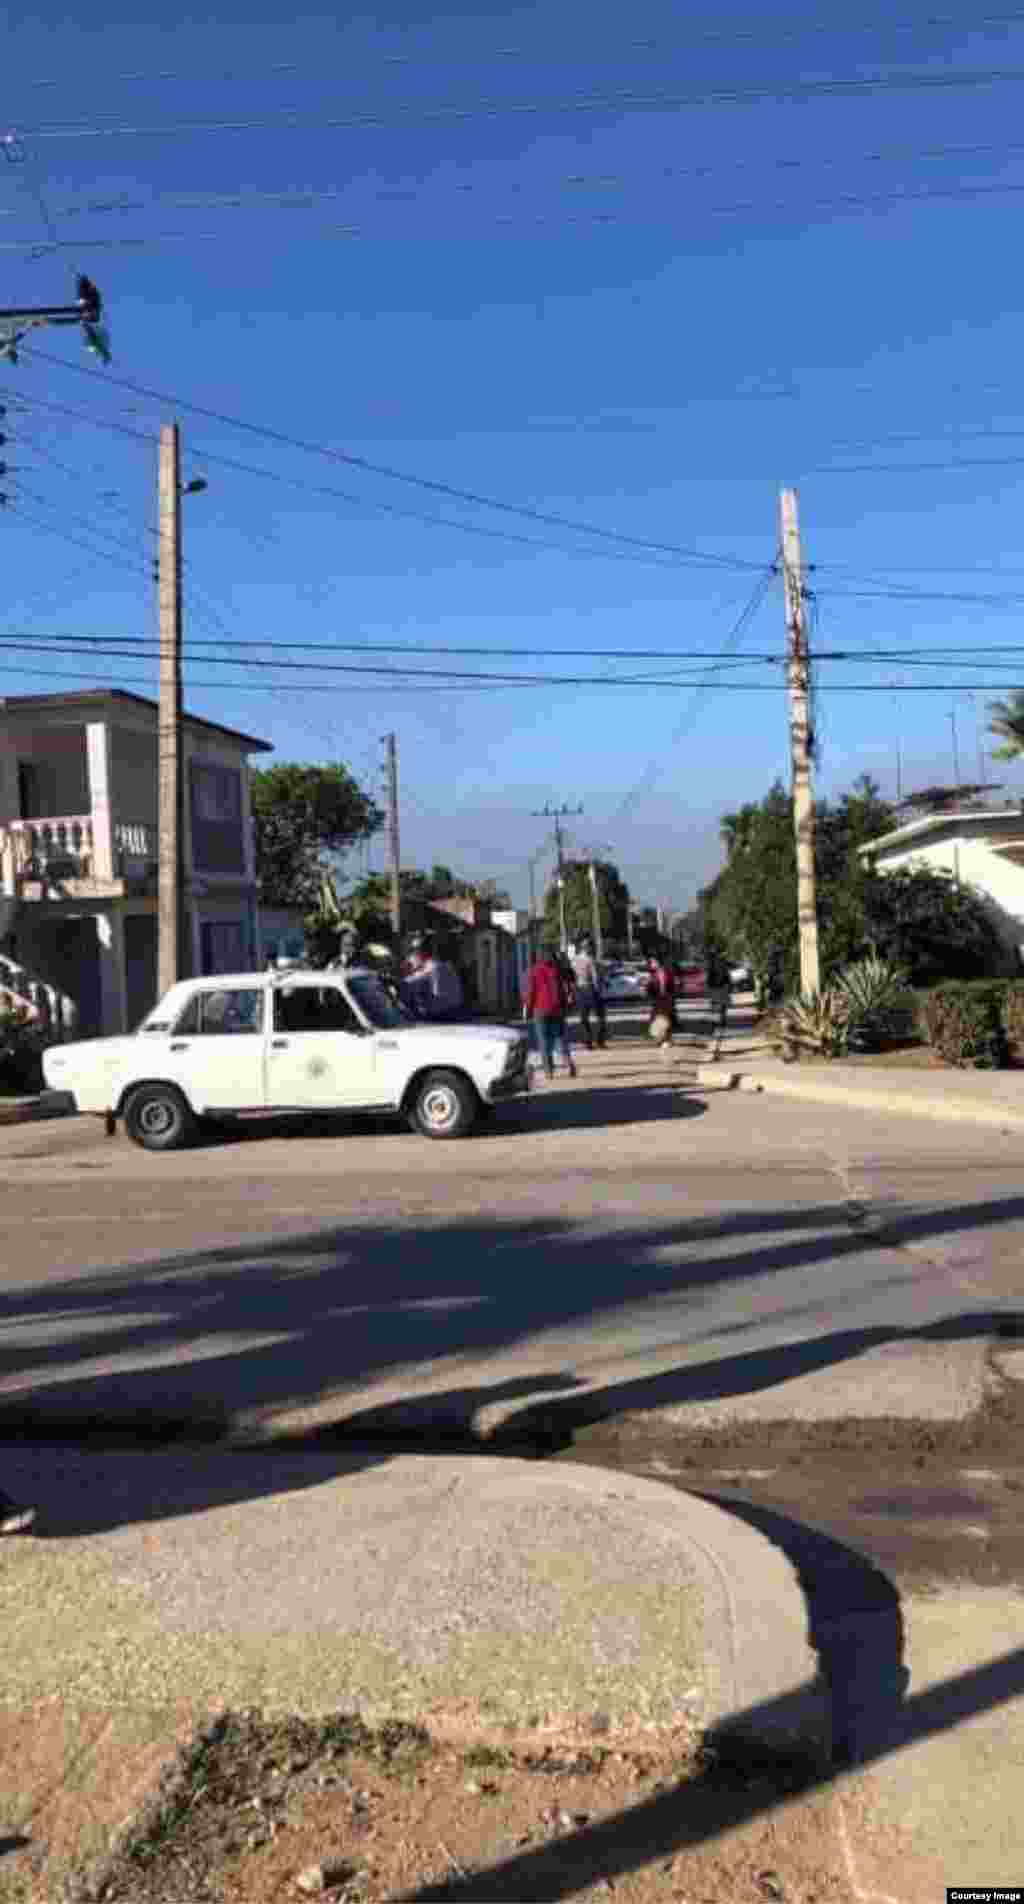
{"left": 62, "top": 1712, "right": 848, "bottom": 1904}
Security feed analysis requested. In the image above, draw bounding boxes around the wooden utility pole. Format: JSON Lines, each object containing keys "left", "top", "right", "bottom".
{"left": 780, "top": 487, "right": 821, "bottom": 997}
{"left": 158, "top": 423, "right": 183, "bottom": 998}
{"left": 384, "top": 732, "right": 401, "bottom": 941}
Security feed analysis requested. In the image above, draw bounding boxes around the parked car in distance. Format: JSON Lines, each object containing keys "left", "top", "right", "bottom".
{"left": 602, "top": 968, "right": 645, "bottom": 999}
{"left": 729, "top": 964, "right": 753, "bottom": 988}
{"left": 675, "top": 964, "right": 706, "bottom": 997}
{"left": 42, "top": 966, "right": 530, "bottom": 1150}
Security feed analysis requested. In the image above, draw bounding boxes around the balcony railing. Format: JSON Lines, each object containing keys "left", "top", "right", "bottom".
{"left": 0, "top": 816, "right": 157, "bottom": 885}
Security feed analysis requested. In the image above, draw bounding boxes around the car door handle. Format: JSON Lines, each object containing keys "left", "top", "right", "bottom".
{"left": 169, "top": 1042, "right": 190, "bottom": 1052}
{"left": 271, "top": 1038, "right": 289, "bottom": 1049}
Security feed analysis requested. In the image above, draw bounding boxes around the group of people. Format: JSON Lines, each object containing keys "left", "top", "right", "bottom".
{"left": 523, "top": 941, "right": 730, "bottom": 1080}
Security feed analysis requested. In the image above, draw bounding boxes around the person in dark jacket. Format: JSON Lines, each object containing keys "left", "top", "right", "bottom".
{"left": 646, "top": 954, "right": 677, "bottom": 1050}
{"left": 571, "top": 937, "right": 607, "bottom": 1050}
{"left": 524, "top": 950, "right": 577, "bottom": 1080}
{"left": 705, "top": 947, "right": 732, "bottom": 1031}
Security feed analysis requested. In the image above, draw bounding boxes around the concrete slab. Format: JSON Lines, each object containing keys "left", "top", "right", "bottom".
{"left": 0, "top": 1448, "right": 827, "bottom": 1759}
{"left": 835, "top": 1588, "right": 1024, "bottom": 1900}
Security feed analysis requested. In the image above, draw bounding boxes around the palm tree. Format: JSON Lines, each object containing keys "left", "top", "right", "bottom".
{"left": 988, "top": 692, "right": 1024, "bottom": 761}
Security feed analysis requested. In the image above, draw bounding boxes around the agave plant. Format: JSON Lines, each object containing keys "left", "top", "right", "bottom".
{"left": 834, "top": 955, "right": 911, "bottom": 1051}
{"left": 774, "top": 988, "right": 850, "bottom": 1062}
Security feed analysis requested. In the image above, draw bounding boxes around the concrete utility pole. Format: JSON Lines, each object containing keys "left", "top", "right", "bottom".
{"left": 384, "top": 732, "right": 401, "bottom": 942}
{"left": 532, "top": 802, "right": 582, "bottom": 949}
{"left": 588, "top": 862, "right": 603, "bottom": 961}
{"left": 780, "top": 486, "right": 821, "bottom": 996}
{"left": 157, "top": 423, "right": 183, "bottom": 998}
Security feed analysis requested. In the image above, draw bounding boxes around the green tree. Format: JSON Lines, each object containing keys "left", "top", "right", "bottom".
{"left": 704, "top": 770, "right": 1002, "bottom": 996}
{"left": 859, "top": 863, "right": 1004, "bottom": 985}
{"left": 542, "top": 860, "right": 630, "bottom": 945}
{"left": 988, "top": 692, "right": 1024, "bottom": 761}
{"left": 252, "top": 763, "right": 383, "bottom": 910}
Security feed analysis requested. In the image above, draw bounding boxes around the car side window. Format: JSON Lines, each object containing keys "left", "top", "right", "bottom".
{"left": 173, "top": 989, "right": 264, "bottom": 1036}
{"left": 274, "top": 986, "right": 361, "bottom": 1035}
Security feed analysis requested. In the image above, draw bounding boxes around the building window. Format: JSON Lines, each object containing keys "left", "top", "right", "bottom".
{"left": 200, "top": 919, "right": 247, "bottom": 974}
{"left": 190, "top": 762, "right": 244, "bottom": 873}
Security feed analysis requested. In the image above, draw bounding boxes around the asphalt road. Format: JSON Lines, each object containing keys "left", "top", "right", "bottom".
{"left": 1, "top": 1004, "right": 1021, "bottom": 1471}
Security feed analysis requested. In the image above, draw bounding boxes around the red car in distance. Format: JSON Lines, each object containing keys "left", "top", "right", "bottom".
{"left": 675, "top": 963, "right": 706, "bottom": 997}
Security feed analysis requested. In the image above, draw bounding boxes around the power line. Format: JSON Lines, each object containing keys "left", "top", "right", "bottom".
{"left": 2, "top": 501, "right": 154, "bottom": 581}
{"left": 25, "top": 347, "right": 763, "bottom": 574}
{"left": 13, "top": 133, "right": 1024, "bottom": 226}
{"left": 15, "top": 8, "right": 1024, "bottom": 93}
{"left": 611, "top": 566, "right": 777, "bottom": 820}
{"left": 8, "top": 624, "right": 1024, "bottom": 663}
{"left": 20, "top": 61, "right": 1024, "bottom": 145}
{"left": 14, "top": 169, "right": 1024, "bottom": 254}
{"left": 0, "top": 643, "right": 1018, "bottom": 697}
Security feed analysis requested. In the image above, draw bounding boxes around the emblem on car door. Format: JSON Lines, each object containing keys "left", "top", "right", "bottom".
{"left": 307, "top": 1057, "right": 329, "bottom": 1078}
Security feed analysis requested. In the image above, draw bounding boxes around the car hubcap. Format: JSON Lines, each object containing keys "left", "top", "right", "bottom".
{"left": 421, "top": 1086, "right": 456, "bottom": 1130}
{"left": 139, "top": 1098, "right": 175, "bottom": 1137}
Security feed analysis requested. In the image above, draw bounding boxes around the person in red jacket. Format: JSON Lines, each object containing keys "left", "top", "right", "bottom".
{"left": 524, "top": 949, "right": 577, "bottom": 1080}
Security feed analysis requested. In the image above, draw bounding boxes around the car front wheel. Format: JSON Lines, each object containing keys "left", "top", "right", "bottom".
{"left": 408, "top": 1069, "right": 478, "bottom": 1139}
{"left": 123, "top": 1082, "right": 196, "bottom": 1152}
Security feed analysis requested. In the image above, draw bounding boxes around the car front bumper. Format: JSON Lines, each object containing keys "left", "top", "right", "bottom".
{"left": 486, "top": 1069, "right": 531, "bottom": 1101}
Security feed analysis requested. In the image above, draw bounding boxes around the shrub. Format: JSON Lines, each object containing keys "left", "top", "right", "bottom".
{"left": 918, "top": 981, "right": 1008, "bottom": 1069}
{"left": 1000, "top": 979, "right": 1024, "bottom": 1055}
{"left": 774, "top": 989, "right": 850, "bottom": 1061}
{"left": 834, "top": 955, "right": 915, "bottom": 1051}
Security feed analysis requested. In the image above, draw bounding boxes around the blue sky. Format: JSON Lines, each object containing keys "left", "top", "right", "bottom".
{"left": 5, "top": 1, "right": 1024, "bottom": 910}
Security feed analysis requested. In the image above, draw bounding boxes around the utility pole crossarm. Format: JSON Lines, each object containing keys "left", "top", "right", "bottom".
{"left": 780, "top": 486, "right": 821, "bottom": 998}
{"left": 0, "top": 276, "right": 111, "bottom": 364}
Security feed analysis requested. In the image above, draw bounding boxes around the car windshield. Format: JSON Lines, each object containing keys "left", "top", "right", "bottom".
{"left": 347, "top": 974, "right": 413, "bottom": 1029}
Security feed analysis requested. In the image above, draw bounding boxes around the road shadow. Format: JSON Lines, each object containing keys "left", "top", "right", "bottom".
{"left": 14, "top": 1373, "right": 583, "bottom": 1538}
{"left": 204, "top": 1081, "right": 707, "bottom": 1147}
{"left": 0, "top": 1179, "right": 1022, "bottom": 1527}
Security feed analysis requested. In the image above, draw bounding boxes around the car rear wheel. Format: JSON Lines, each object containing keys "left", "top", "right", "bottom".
{"left": 408, "top": 1069, "right": 478, "bottom": 1139}
{"left": 123, "top": 1082, "right": 196, "bottom": 1152}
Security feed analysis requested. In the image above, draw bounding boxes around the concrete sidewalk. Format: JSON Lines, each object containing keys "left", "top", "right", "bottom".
{"left": 0, "top": 1447, "right": 824, "bottom": 1896}
{"left": 3, "top": 1455, "right": 1022, "bottom": 1900}
{"left": 696, "top": 1029, "right": 1024, "bottom": 1131}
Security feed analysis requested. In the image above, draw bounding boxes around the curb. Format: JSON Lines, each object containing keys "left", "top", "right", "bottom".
{"left": 0, "top": 1090, "right": 75, "bottom": 1127}
{"left": 717, "top": 1067, "right": 1024, "bottom": 1131}
{"left": 524, "top": 1463, "right": 832, "bottom": 1768}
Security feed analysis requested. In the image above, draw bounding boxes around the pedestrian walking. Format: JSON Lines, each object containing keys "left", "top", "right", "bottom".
{"left": 0, "top": 1486, "right": 35, "bottom": 1534}
{"left": 645, "top": 954, "right": 676, "bottom": 1054}
{"left": 524, "top": 948, "right": 577, "bottom": 1080}
{"left": 705, "top": 947, "right": 732, "bottom": 1032}
{"left": 571, "top": 937, "right": 607, "bottom": 1050}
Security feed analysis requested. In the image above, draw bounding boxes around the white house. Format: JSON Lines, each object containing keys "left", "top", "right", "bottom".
{"left": 859, "top": 804, "right": 1024, "bottom": 967}
{"left": 0, "top": 687, "right": 272, "bottom": 1036}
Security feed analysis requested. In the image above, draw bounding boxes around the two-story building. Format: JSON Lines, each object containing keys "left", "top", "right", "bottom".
{"left": 0, "top": 688, "right": 272, "bottom": 1037}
